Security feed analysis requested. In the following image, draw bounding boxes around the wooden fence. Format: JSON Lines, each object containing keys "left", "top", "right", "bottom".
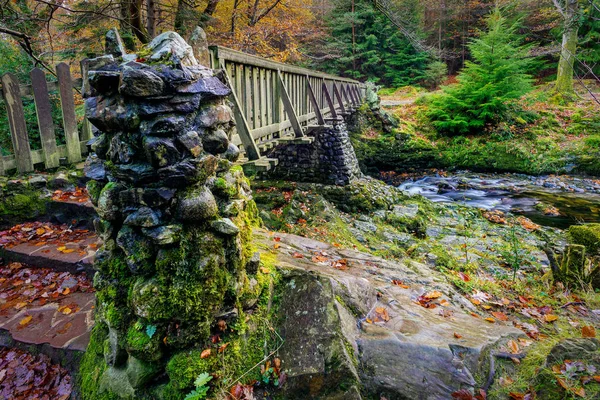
{"left": 209, "top": 46, "right": 365, "bottom": 161}
{"left": 0, "top": 64, "right": 93, "bottom": 175}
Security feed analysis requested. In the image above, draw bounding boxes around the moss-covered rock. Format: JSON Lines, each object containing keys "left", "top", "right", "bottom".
{"left": 568, "top": 223, "right": 600, "bottom": 255}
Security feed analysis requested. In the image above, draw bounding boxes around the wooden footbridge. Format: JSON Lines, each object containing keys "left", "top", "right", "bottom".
{"left": 0, "top": 45, "right": 364, "bottom": 176}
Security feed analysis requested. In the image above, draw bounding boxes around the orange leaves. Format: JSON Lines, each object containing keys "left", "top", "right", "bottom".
{"left": 507, "top": 340, "right": 519, "bottom": 354}
{"left": 200, "top": 349, "right": 212, "bottom": 359}
{"left": 482, "top": 210, "right": 507, "bottom": 224}
{"left": 543, "top": 314, "right": 558, "bottom": 323}
{"left": 582, "top": 326, "right": 596, "bottom": 338}
{"left": 51, "top": 188, "right": 89, "bottom": 203}
{"left": 484, "top": 317, "right": 496, "bottom": 323}
{"left": 454, "top": 332, "right": 463, "bottom": 339}
{"left": 424, "top": 291, "right": 443, "bottom": 299}
{"left": 516, "top": 216, "right": 540, "bottom": 232}
{"left": 491, "top": 311, "right": 508, "bottom": 321}
{"left": 292, "top": 252, "right": 304, "bottom": 259}
{"left": 374, "top": 307, "right": 390, "bottom": 322}
{"left": 331, "top": 258, "right": 348, "bottom": 271}
{"left": 392, "top": 280, "right": 410, "bottom": 289}
{"left": 416, "top": 290, "right": 446, "bottom": 309}
{"left": 0, "top": 221, "right": 96, "bottom": 251}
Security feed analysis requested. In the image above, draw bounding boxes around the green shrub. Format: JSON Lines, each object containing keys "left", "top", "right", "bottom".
{"left": 423, "top": 61, "right": 448, "bottom": 89}
{"left": 426, "top": 9, "right": 535, "bottom": 135}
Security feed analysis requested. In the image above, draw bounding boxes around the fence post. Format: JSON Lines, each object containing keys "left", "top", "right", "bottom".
{"left": 1, "top": 73, "right": 33, "bottom": 173}
{"left": 332, "top": 83, "right": 346, "bottom": 114}
{"left": 322, "top": 80, "right": 338, "bottom": 119}
{"left": 56, "top": 63, "right": 82, "bottom": 163}
{"left": 306, "top": 76, "right": 325, "bottom": 126}
{"left": 30, "top": 68, "right": 60, "bottom": 169}
{"left": 277, "top": 70, "right": 303, "bottom": 138}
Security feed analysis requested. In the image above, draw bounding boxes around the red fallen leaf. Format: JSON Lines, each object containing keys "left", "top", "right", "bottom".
{"left": 491, "top": 311, "right": 509, "bottom": 321}
{"left": 292, "top": 252, "right": 304, "bottom": 259}
{"left": 458, "top": 272, "right": 471, "bottom": 282}
{"left": 519, "top": 296, "right": 529, "bottom": 304}
{"left": 200, "top": 349, "right": 211, "bottom": 359}
{"left": 452, "top": 389, "right": 475, "bottom": 399}
{"left": 475, "top": 389, "right": 487, "bottom": 400}
{"left": 210, "top": 334, "right": 220, "bottom": 344}
{"left": 392, "top": 280, "right": 410, "bottom": 289}
{"left": 297, "top": 218, "right": 307, "bottom": 224}
{"left": 454, "top": 332, "right": 463, "bottom": 339}
{"left": 274, "top": 237, "right": 281, "bottom": 242}
{"left": 332, "top": 259, "right": 348, "bottom": 270}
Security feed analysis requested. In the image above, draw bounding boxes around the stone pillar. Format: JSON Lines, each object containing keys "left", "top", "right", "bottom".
{"left": 81, "top": 30, "right": 260, "bottom": 398}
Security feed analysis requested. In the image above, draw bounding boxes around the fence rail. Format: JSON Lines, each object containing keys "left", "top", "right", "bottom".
{"left": 209, "top": 46, "right": 365, "bottom": 160}
{"left": 0, "top": 63, "right": 92, "bottom": 175}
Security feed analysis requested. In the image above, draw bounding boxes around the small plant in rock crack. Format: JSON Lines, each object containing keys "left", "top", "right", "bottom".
{"left": 500, "top": 219, "right": 534, "bottom": 281}
{"left": 185, "top": 372, "right": 212, "bottom": 400}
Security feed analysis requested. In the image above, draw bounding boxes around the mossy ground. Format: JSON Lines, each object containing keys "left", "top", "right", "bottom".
{"left": 355, "top": 81, "right": 600, "bottom": 177}
{"left": 251, "top": 176, "right": 600, "bottom": 399}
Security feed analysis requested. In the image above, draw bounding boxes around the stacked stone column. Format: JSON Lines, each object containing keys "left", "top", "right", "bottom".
{"left": 82, "top": 31, "right": 260, "bottom": 397}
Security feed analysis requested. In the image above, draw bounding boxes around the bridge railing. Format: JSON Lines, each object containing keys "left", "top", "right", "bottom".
{"left": 0, "top": 64, "right": 92, "bottom": 175}
{"left": 209, "top": 45, "right": 365, "bottom": 161}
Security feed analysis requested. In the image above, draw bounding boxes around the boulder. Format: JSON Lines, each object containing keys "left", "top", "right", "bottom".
{"left": 120, "top": 67, "right": 165, "bottom": 97}
{"left": 176, "top": 187, "right": 218, "bottom": 221}
{"left": 201, "top": 129, "right": 229, "bottom": 155}
{"left": 146, "top": 31, "right": 198, "bottom": 67}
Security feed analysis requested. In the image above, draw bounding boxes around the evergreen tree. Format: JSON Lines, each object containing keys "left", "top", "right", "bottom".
{"left": 427, "top": 9, "right": 535, "bottom": 135}
{"left": 313, "top": 0, "right": 429, "bottom": 87}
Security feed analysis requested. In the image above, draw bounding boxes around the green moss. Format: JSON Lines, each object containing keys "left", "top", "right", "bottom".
{"left": 568, "top": 224, "right": 600, "bottom": 255}
{"left": 87, "top": 180, "right": 102, "bottom": 205}
{"left": 125, "top": 323, "right": 163, "bottom": 362}
{"left": 78, "top": 323, "right": 120, "bottom": 400}
{"left": 0, "top": 190, "right": 47, "bottom": 220}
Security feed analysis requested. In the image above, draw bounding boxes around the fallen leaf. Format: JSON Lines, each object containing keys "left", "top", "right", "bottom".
{"left": 485, "top": 318, "right": 495, "bottom": 323}
{"left": 273, "top": 243, "right": 281, "bottom": 249}
{"left": 458, "top": 272, "right": 471, "bottom": 282}
{"left": 424, "top": 291, "right": 443, "bottom": 299}
{"left": 508, "top": 340, "right": 519, "bottom": 354}
{"left": 491, "top": 311, "right": 509, "bottom": 321}
{"left": 260, "top": 267, "right": 270, "bottom": 274}
{"left": 544, "top": 314, "right": 559, "bottom": 323}
{"left": 573, "top": 387, "right": 585, "bottom": 397}
{"left": 582, "top": 326, "right": 596, "bottom": 338}
{"left": 218, "top": 343, "right": 229, "bottom": 353}
{"left": 57, "top": 322, "right": 72, "bottom": 335}
{"left": 392, "top": 280, "right": 409, "bottom": 289}
{"left": 292, "top": 252, "right": 304, "bottom": 259}
{"left": 19, "top": 315, "right": 32, "bottom": 327}
{"left": 200, "top": 349, "right": 211, "bottom": 359}
{"left": 454, "top": 332, "right": 463, "bottom": 339}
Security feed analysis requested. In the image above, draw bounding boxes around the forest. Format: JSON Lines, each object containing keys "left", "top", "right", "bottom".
{"left": 0, "top": 1, "right": 599, "bottom": 400}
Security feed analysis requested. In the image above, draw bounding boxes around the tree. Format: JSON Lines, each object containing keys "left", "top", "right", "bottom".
{"left": 552, "top": 0, "right": 582, "bottom": 97}
{"left": 427, "top": 9, "right": 536, "bottom": 135}
{"left": 313, "top": 0, "right": 430, "bottom": 86}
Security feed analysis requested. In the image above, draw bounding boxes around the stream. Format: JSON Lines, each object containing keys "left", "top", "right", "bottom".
{"left": 392, "top": 171, "right": 600, "bottom": 229}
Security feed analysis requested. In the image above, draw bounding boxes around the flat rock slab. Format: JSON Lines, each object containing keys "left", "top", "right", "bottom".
{"left": 254, "top": 229, "right": 524, "bottom": 399}
{"left": 0, "top": 291, "right": 94, "bottom": 352}
{"left": 46, "top": 199, "right": 97, "bottom": 229}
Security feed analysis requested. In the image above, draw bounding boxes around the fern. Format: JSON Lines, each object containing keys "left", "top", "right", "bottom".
{"left": 184, "top": 373, "right": 212, "bottom": 400}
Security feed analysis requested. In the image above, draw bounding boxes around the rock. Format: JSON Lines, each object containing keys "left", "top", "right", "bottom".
{"left": 85, "top": 154, "right": 107, "bottom": 182}
{"left": 568, "top": 223, "right": 600, "bottom": 255}
{"left": 131, "top": 279, "right": 167, "bottom": 320}
{"left": 143, "top": 136, "right": 181, "bottom": 168}
{"left": 224, "top": 143, "right": 240, "bottom": 162}
{"left": 97, "top": 183, "right": 124, "bottom": 221}
{"left": 120, "top": 67, "right": 165, "bottom": 97}
{"left": 146, "top": 31, "right": 198, "bottom": 67}
{"left": 105, "top": 28, "right": 126, "bottom": 58}
{"left": 107, "top": 133, "right": 136, "bottom": 164}
{"left": 89, "top": 71, "right": 121, "bottom": 95}
{"left": 99, "top": 366, "right": 135, "bottom": 398}
{"left": 176, "top": 131, "right": 203, "bottom": 158}
{"left": 104, "top": 327, "right": 127, "bottom": 367}
{"left": 247, "top": 252, "right": 260, "bottom": 274}
{"left": 112, "top": 163, "right": 156, "bottom": 185}
{"left": 142, "top": 225, "right": 182, "bottom": 245}
{"left": 126, "top": 356, "right": 160, "bottom": 388}
{"left": 195, "top": 104, "right": 233, "bottom": 128}
{"left": 278, "top": 269, "right": 362, "bottom": 399}
{"left": 176, "top": 76, "right": 230, "bottom": 97}
{"left": 28, "top": 175, "right": 47, "bottom": 189}
{"left": 116, "top": 226, "right": 156, "bottom": 275}
{"left": 157, "top": 160, "right": 202, "bottom": 187}
{"left": 176, "top": 187, "right": 218, "bottom": 221}
{"left": 48, "top": 173, "right": 72, "bottom": 190}
{"left": 189, "top": 26, "right": 210, "bottom": 67}
{"left": 354, "top": 220, "right": 378, "bottom": 233}
{"left": 201, "top": 129, "right": 229, "bottom": 155}
{"left": 211, "top": 218, "right": 239, "bottom": 236}
{"left": 391, "top": 203, "right": 419, "bottom": 219}
{"left": 140, "top": 115, "right": 185, "bottom": 136}
{"left": 124, "top": 207, "right": 162, "bottom": 227}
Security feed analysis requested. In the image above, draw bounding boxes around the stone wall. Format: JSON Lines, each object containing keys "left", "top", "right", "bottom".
{"left": 80, "top": 30, "right": 261, "bottom": 398}
{"left": 266, "top": 119, "right": 362, "bottom": 186}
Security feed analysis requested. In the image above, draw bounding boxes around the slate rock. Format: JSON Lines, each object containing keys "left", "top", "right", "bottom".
{"left": 126, "top": 356, "right": 160, "bottom": 388}
{"left": 142, "top": 224, "right": 182, "bottom": 245}
{"left": 104, "top": 326, "right": 127, "bottom": 367}
{"left": 177, "top": 76, "right": 230, "bottom": 97}
{"left": 177, "top": 131, "right": 203, "bottom": 157}
{"left": 89, "top": 71, "right": 121, "bottom": 94}
{"left": 140, "top": 115, "right": 185, "bottom": 136}
{"left": 120, "top": 67, "right": 165, "bottom": 97}
{"left": 105, "top": 28, "right": 126, "bottom": 58}
{"left": 224, "top": 143, "right": 240, "bottom": 162}
{"left": 112, "top": 163, "right": 156, "bottom": 185}
{"left": 157, "top": 160, "right": 201, "bottom": 187}
{"left": 91, "top": 134, "right": 110, "bottom": 159}
{"left": 116, "top": 226, "right": 156, "bottom": 275}
{"left": 28, "top": 175, "right": 47, "bottom": 189}
{"left": 124, "top": 207, "right": 162, "bottom": 227}
{"left": 143, "top": 136, "right": 181, "bottom": 168}
{"left": 176, "top": 186, "right": 218, "bottom": 221}
{"left": 211, "top": 218, "right": 240, "bottom": 236}
{"left": 99, "top": 366, "right": 135, "bottom": 398}
{"left": 108, "top": 133, "right": 136, "bottom": 164}
{"left": 202, "top": 129, "right": 229, "bottom": 155}
{"left": 84, "top": 154, "right": 107, "bottom": 181}
{"left": 97, "top": 183, "right": 124, "bottom": 221}
{"left": 147, "top": 31, "right": 198, "bottom": 67}
{"left": 86, "top": 96, "right": 140, "bottom": 132}
{"left": 195, "top": 104, "right": 233, "bottom": 128}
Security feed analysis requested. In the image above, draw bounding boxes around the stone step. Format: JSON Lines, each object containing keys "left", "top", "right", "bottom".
{"left": 46, "top": 199, "right": 97, "bottom": 228}
{"left": 0, "top": 261, "right": 95, "bottom": 374}
{"left": 241, "top": 158, "right": 279, "bottom": 174}
{"left": 0, "top": 222, "right": 100, "bottom": 276}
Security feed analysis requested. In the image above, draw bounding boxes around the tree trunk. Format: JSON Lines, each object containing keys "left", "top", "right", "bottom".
{"left": 554, "top": 0, "right": 580, "bottom": 96}
{"left": 147, "top": 0, "right": 156, "bottom": 39}
{"left": 130, "top": 0, "right": 149, "bottom": 45}
{"left": 174, "top": 0, "right": 188, "bottom": 36}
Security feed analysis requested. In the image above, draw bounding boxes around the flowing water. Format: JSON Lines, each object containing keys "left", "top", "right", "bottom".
{"left": 395, "top": 172, "right": 600, "bottom": 229}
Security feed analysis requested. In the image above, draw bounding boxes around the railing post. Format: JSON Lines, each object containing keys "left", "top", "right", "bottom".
{"left": 277, "top": 70, "right": 304, "bottom": 138}
{"left": 306, "top": 76, "right": 325, "bottom": 126}
{"left": 322, "top": 80, "right": 338, "bottom": 119}
{"left": 30, "top": 68, "right": 60, "bottom": 169}
{"left": 332, "top": 82, "right": 346, "bottom": 114}
{"left": 56, "top": 63, "right": 82, "bottom": 163}
{"left": 1, "top": 73, "right": 33, "bottom": 173}
{"left": 220, "top": 60, "right": 261, "bottom": 161}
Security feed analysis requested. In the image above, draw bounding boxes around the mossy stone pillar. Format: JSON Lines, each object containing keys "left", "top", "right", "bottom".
{"left": 80, "top": 30, "right": 260, "bottom": 398}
